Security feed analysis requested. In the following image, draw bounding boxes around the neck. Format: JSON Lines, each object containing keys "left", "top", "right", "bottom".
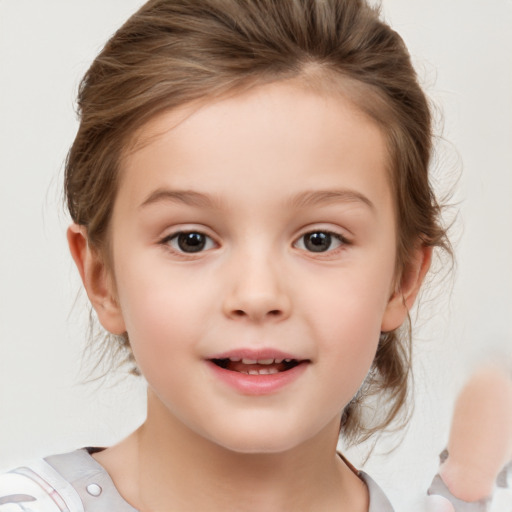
{"left": 98, "top": 391, "right": 368, "bottom": 512}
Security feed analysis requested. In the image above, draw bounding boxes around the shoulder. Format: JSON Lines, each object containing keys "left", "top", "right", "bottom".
{"left": 337, "top": 452, "right": 395, "bottom": 512}
{"left": 0, "top": 458, "right": 84, "bottom": 512}
{"left": 0, "top": 449, "right": 138, "bottom": 512}
{"left": 359, "top": 471, "right": 396, "bottom": 512}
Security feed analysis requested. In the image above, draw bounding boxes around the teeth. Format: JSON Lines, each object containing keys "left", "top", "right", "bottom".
{"left": 242, "top": 367, "right": 280, "bottom": 375}
{"left": 240, "top": 357, "right": 289, "bottom": 365}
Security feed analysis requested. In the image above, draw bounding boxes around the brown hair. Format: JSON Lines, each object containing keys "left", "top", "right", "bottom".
{"left": 65, "top": 0, "right": 450, "bottom": 444}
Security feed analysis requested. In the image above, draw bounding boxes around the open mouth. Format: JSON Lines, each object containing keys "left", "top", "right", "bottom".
{"left": 210, "top": 357, "right": 303, "bottom": 375}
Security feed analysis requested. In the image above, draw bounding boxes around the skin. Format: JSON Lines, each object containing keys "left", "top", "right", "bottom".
{"left": 439, "top": 364, "right": 512, "bottom": 502}
{"left": 68, "top": 81, "right": 431, "bottom": 511}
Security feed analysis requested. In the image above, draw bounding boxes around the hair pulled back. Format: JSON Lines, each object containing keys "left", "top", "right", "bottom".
{"left": 65, "top": 0, "right": 450, "bottom": 444}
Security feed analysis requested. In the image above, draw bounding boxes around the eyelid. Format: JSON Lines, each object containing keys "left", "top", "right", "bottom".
{"left": 293, "top": 228, "right": 351, "bottom": 253}
{"left": 159, "top": 227, "right": 219, "bottom": 255}
{"left": 295, "top": 225, "right": 351, "bottom": 243}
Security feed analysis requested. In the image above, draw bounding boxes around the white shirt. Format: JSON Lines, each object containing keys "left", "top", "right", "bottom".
{"left": 0, "top": 448, "right": 395, "bottom": 511}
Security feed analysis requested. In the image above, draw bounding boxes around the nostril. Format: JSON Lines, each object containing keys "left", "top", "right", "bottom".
{"left": 233, "top": 310, "right": 246, "bottom": 317}
{"left": 268, "top": 310, "right": 281, "bottom": 316}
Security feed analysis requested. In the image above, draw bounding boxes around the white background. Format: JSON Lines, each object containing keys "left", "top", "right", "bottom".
{"left": 0, "top": 1, "right": 511, "bottom": 511}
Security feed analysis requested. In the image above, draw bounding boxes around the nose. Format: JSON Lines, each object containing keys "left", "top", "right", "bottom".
{"left": 222, "top": 252, "right": 291, "bottom": 323}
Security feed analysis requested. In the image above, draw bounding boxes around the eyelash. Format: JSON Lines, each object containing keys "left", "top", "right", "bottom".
{"left": 293, "top": 230, "right": 350, "bottom": 254}
{"left": 160, "top": 231, "right": 217, "bottom": 255}
{"left": 159, "top": 229, "right": 349, "bottom": 256}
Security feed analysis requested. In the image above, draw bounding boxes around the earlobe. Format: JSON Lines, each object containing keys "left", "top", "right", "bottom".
{"left": 381, "top": 245, "right": 433, "bottom": 332}
{"left": 67, "top": 224, "right": 126, "bottom": 335}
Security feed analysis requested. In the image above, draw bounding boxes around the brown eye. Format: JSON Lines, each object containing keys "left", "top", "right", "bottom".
{"left": 295, "top": 231, "right": 345, "bottom": 253}
{"left": 168, "top": 232, "right": 214, "bottom": 253}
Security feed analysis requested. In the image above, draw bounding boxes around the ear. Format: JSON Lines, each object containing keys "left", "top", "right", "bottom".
{"left": 67, "top": 223, "right": 126, "bottom": 335}
{"left": 381, "top": 245, "right": 432, "bottom": 332}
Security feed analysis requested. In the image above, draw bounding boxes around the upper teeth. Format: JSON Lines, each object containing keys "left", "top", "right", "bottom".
{"left": 240, "top": 358, "right": 284, "bottom": 365}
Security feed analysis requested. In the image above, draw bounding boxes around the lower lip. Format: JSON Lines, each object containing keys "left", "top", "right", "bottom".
{"left": 206, "top": 361, "right": 308, "bottom": 395}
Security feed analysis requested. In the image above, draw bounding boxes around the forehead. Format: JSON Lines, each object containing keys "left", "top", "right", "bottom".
{"left": 117, "top": 80, "right": 392, "bottom": 213}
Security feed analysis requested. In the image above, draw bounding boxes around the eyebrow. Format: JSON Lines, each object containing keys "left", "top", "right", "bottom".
{"left": 139, "top": 189, "right": 221, "bottom": 209}
{"left": 290, "top": 189, "right": 375, "bottom": 211}
{"left": 139, "top": 188, "right": 375, "bottom": 212}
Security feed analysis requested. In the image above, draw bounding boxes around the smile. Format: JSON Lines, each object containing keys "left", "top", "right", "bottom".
{"left": 206, "top": 351, "right": 309, "bottom": 395}
{"left": 210, "top": 357, "right": 301, "bottom": 375}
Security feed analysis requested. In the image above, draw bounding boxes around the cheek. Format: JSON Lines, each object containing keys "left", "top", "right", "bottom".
{"left": 119, "top": 285, "right": 210, "bottom": 402}
{"left": 321, "top": 313, "right": 381, "bottom": 390}
{"left": 303, "top": 264, "right": 393, "bottom": 392}
{"left": 304, "top": 261, "right": 393, "bottom": 337}
{"left": 114, "top": 263, "right": 212, "bottom": 365}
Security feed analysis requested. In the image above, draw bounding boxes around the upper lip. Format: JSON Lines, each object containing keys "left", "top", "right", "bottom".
{"left": 207, "top": 348, "right": 307, "bottom": 362}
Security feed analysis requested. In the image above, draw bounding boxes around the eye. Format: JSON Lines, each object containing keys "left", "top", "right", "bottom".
{"left": 294, "top": 231, "right": 346, "bottom": 253}
{"left": 165, "top": 231, "right": 216, "bottom": 253}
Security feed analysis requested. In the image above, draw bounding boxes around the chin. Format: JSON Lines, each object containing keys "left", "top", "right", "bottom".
{"left": 225, "top": 440, "right": 296, "bottom": 455}
{"left": 204, "top": 423, "right": 320, "bottom": 456}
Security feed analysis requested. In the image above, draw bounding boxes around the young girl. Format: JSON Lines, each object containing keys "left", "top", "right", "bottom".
{"left": 0, "top": 0, "right": 450, "bottom": 510}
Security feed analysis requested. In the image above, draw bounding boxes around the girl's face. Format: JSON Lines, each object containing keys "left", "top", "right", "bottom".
{"left": 84, "top": 81, "right": 424, "bottom": 453}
